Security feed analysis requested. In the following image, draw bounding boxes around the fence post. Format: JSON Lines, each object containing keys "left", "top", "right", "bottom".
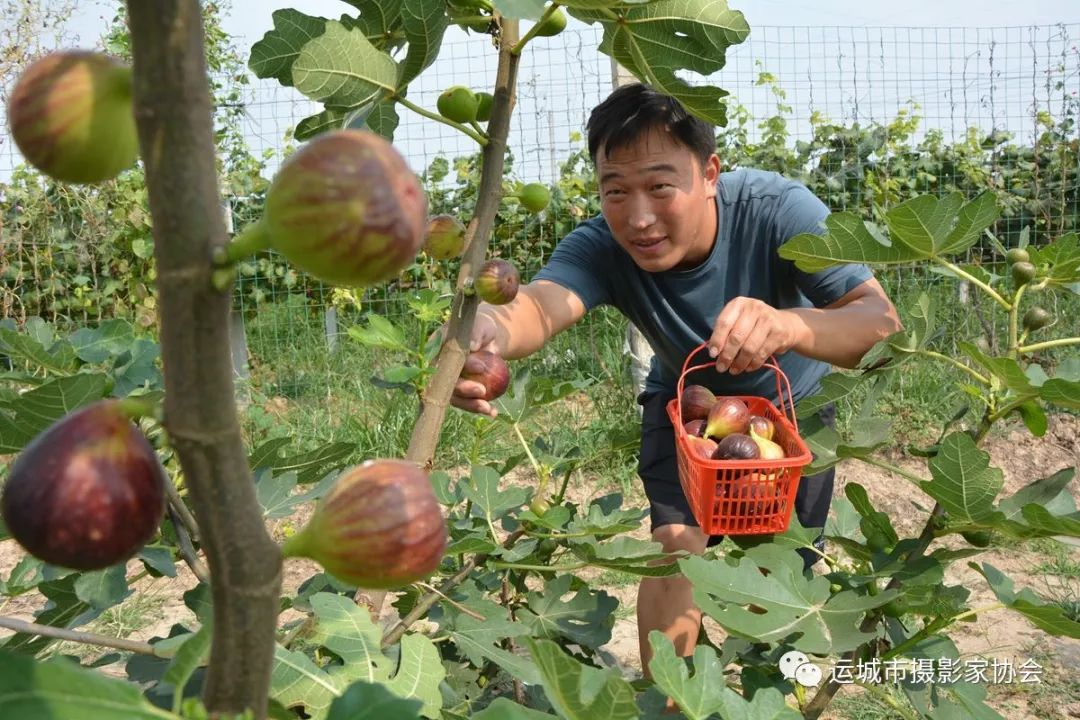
{"left": 324, "top": 304, "right": 339, "bottom": 354}
{"left": 611, "top": 59, "right": 656, "bottom": 410}
{"left": 222, "top": 196, "right": 250, "bottom": 382}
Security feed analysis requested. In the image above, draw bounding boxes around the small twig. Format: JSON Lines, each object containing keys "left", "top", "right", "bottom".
{"left": 416, "top": 582, "right": 487, "bottom": 621}
{"left": 278, "top": 616, "right": 315, "bottom": 649}
{"left": 168, "top": 503, "right": 211, "bottom": 584}
{"left": 0, "top": 615, "right": 161, "bottom": 656}
{"left": 502, "top": 576, "right": 526, "bottom": 705}
{"left": 165, "top": 479, "right": 201, "bottom": 543}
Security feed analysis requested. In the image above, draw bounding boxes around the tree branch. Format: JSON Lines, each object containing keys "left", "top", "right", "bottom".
{"left": 125, "top": 3, "right": 281, "bottom": 717}
{"left": 0, "top": 615, "right": 160, "bottom": 657}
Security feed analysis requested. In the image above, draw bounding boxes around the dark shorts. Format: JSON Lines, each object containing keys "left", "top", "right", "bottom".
{"left": 637, "top": 390, "right": 836, "bottom": 569}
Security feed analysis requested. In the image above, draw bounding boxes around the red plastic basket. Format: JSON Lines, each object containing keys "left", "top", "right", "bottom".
{"left": 665, "top": 343, "right": 813, "bottom": 536}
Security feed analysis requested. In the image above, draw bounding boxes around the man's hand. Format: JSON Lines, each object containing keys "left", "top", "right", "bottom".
{"left": 707, "top": 297, "right": 802, "bottom": 375}
{"left": 449, "top": 313, "right": 501, "bottom": 418}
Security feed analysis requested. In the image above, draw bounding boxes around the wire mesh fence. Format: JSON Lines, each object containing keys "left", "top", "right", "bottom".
{"left": 1, "top": 22, "right": 1077, "bottom": 420}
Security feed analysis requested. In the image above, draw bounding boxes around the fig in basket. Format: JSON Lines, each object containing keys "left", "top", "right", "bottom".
{"left": 703, "top": 397, "right": 749, "bottom": 440}
{"left": 680, "top": 384, "right": 715, "bottom": 422}
{"left": 683, "top": 419, "right": 706, "bottom": 437}
{"left": 725, "top": 471, "right": 781, "bottom": 515}
{"left": 747, "top": 414, "right": 775, "bottom": 441}
{"left": 749, "top": 426, "right": 785, "bottom": 459}
{"left": 685, "top": 435, "right": 718, "bottom": 461}
{"left": 712, "top": 433, "right": 760, "bottom": 460}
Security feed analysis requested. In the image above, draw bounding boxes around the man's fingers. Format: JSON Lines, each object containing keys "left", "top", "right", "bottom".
{"left": 727, "top": 323, "right": 772, "bottom": 374}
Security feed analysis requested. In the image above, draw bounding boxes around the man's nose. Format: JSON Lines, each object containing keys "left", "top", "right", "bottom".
{"left": 627, "top": 196, "right": 656, "bottom": 229}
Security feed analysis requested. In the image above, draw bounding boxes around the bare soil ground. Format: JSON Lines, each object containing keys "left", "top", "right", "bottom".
{"left": 2, "top": 414, "right": 1078, "bottom": 719}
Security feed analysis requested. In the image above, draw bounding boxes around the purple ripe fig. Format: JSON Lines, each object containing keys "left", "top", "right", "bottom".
{"left": 7, "top": 50, "right": 138, "bottom": 184}
{"left": 685, "top": 435, "right": 719, "bottom": 461}
{"left": 713, "top": 433, "right": 761, "bottom": 460}
{"left": 424, "top": 214, "right": 467, "bottom": 260}
{"left": 281, "top": 460, "right": 448, "bottom": 589}
{"left": 460, "top": 350, "right": 511, "bottom": 401}
{"left": 475, "top": 259, "right": 520, "bottom": 305}
{"left": 680, "top": 384, "right": 716, "bottom": 422}
{"left": 223, "top": 129, "right": 427, "bottom": 287}
{"left": 1, "top": 400, "right": 166, "bottom": 570}
{"left": 683, "top": 419, "right": 706, "bottom": 437}
{"left": 703, "top": 396, "right": 750, "bottom": 440}
{"left": 747, "top": 414, "right": 775, "bottom": 442}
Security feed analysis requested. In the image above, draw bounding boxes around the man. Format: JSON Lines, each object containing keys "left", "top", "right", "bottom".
{"left": 451, "top": 83, "right": 902, "bottom": 672}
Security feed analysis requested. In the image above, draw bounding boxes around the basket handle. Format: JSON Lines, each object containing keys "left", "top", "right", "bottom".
{"left": 674, "top": 342, "right": 800, "bottom": 434}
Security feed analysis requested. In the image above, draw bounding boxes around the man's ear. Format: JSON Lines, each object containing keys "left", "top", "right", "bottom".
{"left": 703, "top": 154, "right": 721, "bottom": 197}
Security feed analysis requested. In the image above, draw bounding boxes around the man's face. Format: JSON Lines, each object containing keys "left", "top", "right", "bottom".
{"left": 596, "top": 125, "right": 720, "bottom": 272}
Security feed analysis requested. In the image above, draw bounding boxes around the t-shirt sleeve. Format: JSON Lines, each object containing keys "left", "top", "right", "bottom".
{"left": 775, "top": 184, "right": 873, "bottom": 307}
{"left": 532, "top": 222, "right": 614, "bottom": 311}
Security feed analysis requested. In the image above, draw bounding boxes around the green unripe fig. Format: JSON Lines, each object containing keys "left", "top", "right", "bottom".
{"left": 1022, "top": 306, "right": 1052, "bottom": 332}
{"left": 7, "top": 51, "right": 138, "bottom": 184}
{"left": 517, "top": 183, "right": 551, "bottom": 213}
{"left": 529, "top": 498, "right": 551, "bottom": 517}
{"left": 533, "top": 8, "right": 567, "bottom": 37}
{"left": 1, "top": 399, "right": 166, "bottom": 570}
{"left": 475, "top": 92, "right": 494, "bottom": 123}
{"left": 1010, "top": 261, "right": 1035, "bottom": 286}
{"left": 437, "top": 85, "right": 479, "bottom": 124}
{"left": 1005, "top": 247, "right": 1030, "bottom": 265}
{"left": 881, "top": 596, "right": 909, "bottom": 618}
{"left": 219, "top": 130, "right": 427, "bottom": 287}
{"left": 864, "top": 529, "right": 889, "bottom": 553}
{"left": 282, "top": 460, "right": 448, "bottom": 589}
{"left": 474, "top": 259, "right": 520, "bottom": 305}
{"left": 424, "top": 214, "right": 467, "bottom": 260}
{"left": 961, "top": 530, "right": 993, "bottom": 548}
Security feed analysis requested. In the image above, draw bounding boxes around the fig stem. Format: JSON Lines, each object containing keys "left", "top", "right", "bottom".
{"left": 168, "top": 502, "right": 210, "bottom": 584}
{"left": 391, "top": 93, "right": 488, "bottom": 146}
{"left": 512, "top": 421, "right": 548, "bottom": 495}
{"left": 936, "top": 258, "right": 1011, "bottom": 311}
{"left": 213, "top": 219, "right": 272, "bottom": 266}
{"left": 854, "top": 455, "right": 928, "bottom": 488}
{"left": 905, "top": 349, "right": 990, "bottom": 385}
{"left": 1007, "top": 283, "right": 1027, "bottom": 359}
{"left": 117, "top": 395, "right": 161, "bottom": 421}
{"left": 0, "top": 615, "right": 161, "bottom": 657}
{"left": 1018, "top": 335, "right": 1080, "bottom": 354}
{"left": 509, "top": 2, "right": 561, "bottom": 55}
{"left": 279, "top": 528, "right": 310, "bottom": 559}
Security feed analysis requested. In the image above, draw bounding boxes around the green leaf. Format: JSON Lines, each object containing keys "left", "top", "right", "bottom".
{"left": 566, "top": 496, "right": 648, "bottom": 536}
{"left": 1040, "top": 377, "right": 1080, "bottom": 410}
{"left": 494, "top": 0, "right": 547, "bottom": 20}
{"left": 327, "top": 681, "right": 423, "bottom": 720}
{"left": 471, "top": 697, "right": 557, "bottom": 719}
{"left": 0, "top": 373, "right": 110, "bottom": 453}
{"left": 449, "top": 615, "right": 540, "bottom": 685}
{"left": 296, "top": 108, "right": 349, "bottom": 140}
{"left": 348, "top": 313, "right": 409, "bottom": 351}
{"left": 162, "top": 623, "right": 212, "bottom": 711}
{"left": 270, "top": 644, "right": 339, "bottom": 718}
{"left": 683, "top": 546, "right": 889, "bottom": 653}
{"left": 0, "top": 651, "right": 173, "bottom": 719}
{"left": 0, "top": 556, "right": 43, "bottom": 595}
{"left": 997, "top": 467, "right": 1076, "bottom": 521}
{"left": 568, "top": 536, "right": 678, "bottom": 576}
{"left": 1019, "top": 504, "right": 1080, "bottom": 538}
{"left": 795, "top": 372, "right": 863, "bottom": 419}
{"left": 68, "top": 319, "right": 136, "bottom": 364}
{"left": 0, "top": 326, "right": 76, "bottom": 374}
{"left": 292, "top": 22, "right": 397, "bottom": 113}
{"left": 250, "top": 9, "right": 331, "bottom": 85}
{"left": 937, "top": 191, "right": 1000, "bottom": 255}
{"left": 885, "top": 193, "right": 964, "bottom": 256}
{"left": 74, "top": 565, "right": 130, "bottom": 611}
{"left": 381, "top": 634, "right": 445, "bottom": 718}
{"left": 921, "top": 432, "right": 1003, "bottom": 523}
{"left": 958, "top": 343, "right": 1035, "bottom": 395}
{"left": 526, "top": 638, "right": 638, "bottom": 720}
{"left": 249, "top": 440, "right": 355, "bottom": 485}
{"left": 779, "top": 211, "right": 925, "bottom": 272}
{"left": 1, "top": 575, "right": 99, "bottom": 655}
{"left": 361, "top": 100, "right": 400, "bottom": 140}
{"left": 255, "top": 468, "right": 337, "bottom": 519}
{"left": 517, "top": 575, "right": 617, "bottom": 649}
{"left": 398, "top": 0, "right": 449, "bottom": 88}
{"left": 974, "top": 562, "right": 1080, "bottom": 638}
{"left": 646, "top": 632, "right": 735, "bottom": 720}
{"left": 461, "top": 465, "right": 530, "bottom": 523}
{"left": 845, "top": 483, "right": 898, "bottom": 544}
{"left": 1034, "top": 232, "right": 1080, "bottom": 286}
{"left": 1015, "top": 400, "right": 1048, "bottom": 436}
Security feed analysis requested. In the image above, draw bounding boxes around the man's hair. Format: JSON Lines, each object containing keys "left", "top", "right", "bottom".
{"left": 586, "top": 83, "right": 716, "bottom": 169}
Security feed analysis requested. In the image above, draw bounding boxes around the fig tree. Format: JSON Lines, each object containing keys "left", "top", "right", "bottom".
{"left": 1022, "top": 306, "right": 1052, "bottom": 332}
{"left": 7, "top": 51, "right": 138, "bottom": 184}
{"left": 425, "top": 214, "right": 467, "bottom": 260}
{"left": 216, "top": 130, "right": 427, "bottom": 288}
{"left": 533, "top": 8, "right": 567, "bottom": 37}
{"left": 437, "top": 85, "right": 479, "bottom": 124}
{"left": 475, "top": 259, "right": 520, "bottom": 305}
{"left": 517, "top": 183, "right": 551, "bottom": 213}
{"left": 460, "top": 350, "right": 511, "bottom": 401}
{"left": 1, "top": 399, "right": 166, "bottom": 570}
{"left": 281, "top": 460, "right": 448, "bottom": 589}
{"left": 1010, "top": 261, "right": 1035, "bottom": 286}
{"left": 1005, "top": 247, "right": 1030, "bottom": 265}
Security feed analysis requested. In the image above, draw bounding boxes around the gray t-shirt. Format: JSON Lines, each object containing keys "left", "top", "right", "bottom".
{"left": 533, "top": 168, "right": 873, "bottom": 403}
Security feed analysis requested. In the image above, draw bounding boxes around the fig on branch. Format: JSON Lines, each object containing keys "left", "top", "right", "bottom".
{"left": 747, "top": 414, "right": 775, "bottom": 442}
{"left": 1005, "top": 247, "right": 1030, "bottom": 265}
{"left": 475, "top": 92, "right": 494, "bottom": 123}
{"left": 516, "top": 183, "right": 551, "bottom": 213}
{"left": 703, "top": 397, "right": 749, "bottom": 440}
{"left": 424, "top": 214, "right": 467, "bottom": 260}
{"left": 749, "top": 426, "right": 785, "bottom": 459}
{"left": 1022, "top": 306, "right": 1052, "bottom": 332}
{"left": 215, "top": 130, "right": 427, "bottom": 288}
{"left": 680, "top": 384, "right": 716, "bottom": 422}
{"left": 460, "top": 350, "right": 511, "bottom": 401}
{"left": 1010, "top": 261, "right": 1036, "bottom": 286}
{"left": 533, "top": 8, "right": 567, "bottom": 37}
{"left": 7, "top": 50, "right": 138, "bottom": 184}
{"left": 475, "top": 259, "right": 520, "bottom": 305}
{"left": 281, "top": 460, "right": 448, "bottom": 589}
{"left": 437, "top": 85, "right": 479, "bottom": 124}
{"left": 713, "top": 433, "right": 761, "bottom": 460}
{"left": 1, "top": 399, "right": 166, "bottom": 570}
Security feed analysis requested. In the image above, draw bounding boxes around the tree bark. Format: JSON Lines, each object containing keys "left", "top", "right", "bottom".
{"left": 126, "top": 3, "right": 282, "bottom": 716}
